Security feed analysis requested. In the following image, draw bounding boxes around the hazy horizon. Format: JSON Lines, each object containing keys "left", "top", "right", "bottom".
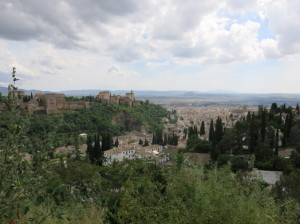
{"left": 0, "top": 1, "right": 300, "bottom": 93}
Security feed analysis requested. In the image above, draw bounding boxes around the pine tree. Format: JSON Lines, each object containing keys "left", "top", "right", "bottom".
{"left": 30, "top": 92, "right": 33, "bottom": 99}
{"left": 200, "top": 121, "right": 205, "bottom": 136}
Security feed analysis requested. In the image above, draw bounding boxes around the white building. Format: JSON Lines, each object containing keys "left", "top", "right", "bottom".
{"left": 104, "top": 145, "right": 137, "bottom": 165}
{"left": 103, "top": 144, "right": 166, "bottom": 165}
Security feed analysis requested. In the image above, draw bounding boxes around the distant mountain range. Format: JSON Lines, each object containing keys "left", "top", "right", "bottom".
{"left": 0, "top": 87, "right": 239, "bottom": 97}
{"left": 1, "top": 86, "right": 299, "bottom": 106}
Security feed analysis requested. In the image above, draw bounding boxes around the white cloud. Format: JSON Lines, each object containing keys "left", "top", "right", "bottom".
{"left": 146, "top": 61, "right": 170, "bottom": 67}
{"left": 107, "top": 64, "right": 139, "bottom": 77}
{"left": 264, "top": 0, "right": 300, "bottom": 55}
{"left": 0, "top": 0, "right": 300, "bottom": 92}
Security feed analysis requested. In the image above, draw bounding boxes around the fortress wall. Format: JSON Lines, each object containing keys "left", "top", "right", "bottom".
{"left": 133, "top": 101, "right": 141, "bottom": 106}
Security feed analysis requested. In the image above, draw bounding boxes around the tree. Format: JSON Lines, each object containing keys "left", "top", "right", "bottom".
{"left": 163, "top": 132, "right": 168, "bottom": 146}
{"left": 183, "top": 128, "right": 187, "bottom": 139}
{"left": 188, "top": 126, "right": 197, "bottom": 139}
{"left": 94, "top": 133, "right": 103, "bottom": 165}
{"left": 215, "top": 117, "right": 223, "bottom": 144}
{"left": 282, "top": 117, "right": 288, "bottom": 147}
{"left": 246, "top": 111, "right": 251, "bottom": 122}
{"left": 152, "top": 130, "right": 163, "bottom": 145}
{"left": 102, "top": 132, "right": 113, "bottom": 151}
{"left": 139, "top": 138, "right": 143, "bottom": 145}
{"left": 86, "top": 135, "right": 94, "bottom": 162}
{"left": 143, "top": 138, "right": 149, "bottom": 146}
{"left": 200, "top": 121, "right": 205, "bottom": 136}
{"left": 114, "top": 138, "right": 119, "bottom": 147}
{"left": 209, "top": 119, "right": 214, "bottom": 143}
{"left": 275, "top": 129, "right": 279, "bottom": 156}
{"left": 260, "top": 108, "right": 266, "bottom": 142}
{"left": 248, "top": 113, "right": 256, "bottom": 154}
{"left": 233, "top": 121, "right": 243, "bottom": 154}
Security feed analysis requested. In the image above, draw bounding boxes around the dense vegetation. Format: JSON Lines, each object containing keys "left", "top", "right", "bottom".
{"left": 0, "top": 100, "right": 168, "bottom": 152}
{"left": 185, "top": 104, "right": 300, "bottom": 171}
{"left": 1, "top": 139, "right": 300, "bottom": 224}
{"left": 1, "top": 76, "right": 299, "bottom": 223}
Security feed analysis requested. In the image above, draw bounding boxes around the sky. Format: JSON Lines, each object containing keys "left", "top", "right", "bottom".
{"left": 0, "top": 0, "right": 300, "bottom": 93}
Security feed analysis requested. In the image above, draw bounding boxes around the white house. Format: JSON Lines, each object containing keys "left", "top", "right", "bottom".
{"left": 103, "top": 144, "right": 168, "bottom": 166}
{"left": 104, "top": 145, "right": 136, "bottom": 165}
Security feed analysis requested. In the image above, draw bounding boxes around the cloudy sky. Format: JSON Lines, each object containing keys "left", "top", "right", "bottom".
{"left": 0, "top": 0, "right": 300, "bottom": 93}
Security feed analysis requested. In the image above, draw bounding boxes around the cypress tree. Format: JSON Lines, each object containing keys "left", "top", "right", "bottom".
{"left": 260, "top": 108, "right": 266, "bottom": 142}
{"left": 94, "top": 134, "right": 102, "bottom": 165}
{"left": 86, "top": 134, "right": 94, "bottom": 163}
{"left": 144, "top": 138, "right": 149, "bottom": 146}
{"left": 287, "top": 110, "right": 293, "bottom": 138}
{"left": 297, "top": 103, "right": 300, "bottom": 115}
{"left": 152, "top": 132, "right": 156, "bottom": 144}
{"left": 246, "top": 111, "right": 251, "bottom": 122}
{"left": 163, "top": 132, "right": 168, "bottom": 146}
{"left": 200, "top": 121, "right": 205, "bottom": 136}
{"left": 234, "top": 121, "right": 243, "bottom": 154}
{"left": 270, "top": 102, "right": 278, "bottom": 113}
{"left": 183, "top": 128, "right": 187, "bottom": 139}
{"left": 209, "top": 119, "right": 214, "bottom": 143}
{"left": 275, "top": 128, "right": 279, "bottom": 156}
{"left": 249, "top": 113, "right": 256, "bottom": 154}
{"left": 282, "top": 118, "right": 288, "bottom": 147}
{"left": 157, "top": 130, "right": 163, "bottom": 145}
{"left": 139, "top": 138, "right": 143, "bottom": 145}
{"left": 114, "top": 138, "right": 119, "bottom": 147}
{"left": 30, "top": 92, "right": 33, "bottom": 99}
{"left": 102, "top": 132, "right": 113, "bottom": 151}
{"left": 215, "top": 117, "right": 223, "bottom": 144}
{"left": 173, "top": 132, "right": 178, "bottom": 146}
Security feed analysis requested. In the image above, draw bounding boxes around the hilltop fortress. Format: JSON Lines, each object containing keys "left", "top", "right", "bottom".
{"left": 96, "top": 91, "right": 141, "bottom": 107}
{"left": 0, "top": 87, "right": 140, "bottom": 115}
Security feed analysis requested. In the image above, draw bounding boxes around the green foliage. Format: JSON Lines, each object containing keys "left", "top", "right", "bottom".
{"left": 272, "top": 169, "right": 300, "bottom": 204}
{"left": 186, "top": 135, "right": 212, "bottom": 153}
{"left": 115, "top": 161, "right": 300, "bottom": 224}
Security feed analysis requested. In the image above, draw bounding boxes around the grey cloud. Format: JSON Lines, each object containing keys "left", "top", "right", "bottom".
{"left": 0, "top": 0, "right": 299, "bottom": 64}
{"left": 152, "top": 0, "right": 215, "bottom": 41}
{"left": 0, "top": 1, "right": 82, "bottom": 48}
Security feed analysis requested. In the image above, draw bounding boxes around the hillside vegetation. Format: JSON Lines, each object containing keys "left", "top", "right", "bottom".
{"left": 0, "top": 101, "right": 167, "bottom": 150}
{"left": 1, "top": 98, "right": 300, "bottom": 223}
